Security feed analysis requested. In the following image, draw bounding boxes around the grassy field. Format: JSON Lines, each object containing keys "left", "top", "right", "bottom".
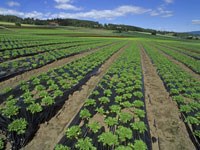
{"left": 0, "top": 25, "right": 199, "bottom": 150}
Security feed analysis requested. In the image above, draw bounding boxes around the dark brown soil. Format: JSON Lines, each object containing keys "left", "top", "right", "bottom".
{"left": 23, "top": 44, "right": 128, "bottom": 150}
{"left": 140, "top": 47, "right": 195, "bottom": 150}
{"left": 0, "top": 44, "right": 114, "bottom": 93}
{"left": 159, "top": 50, "right": 200, "bottom": 80}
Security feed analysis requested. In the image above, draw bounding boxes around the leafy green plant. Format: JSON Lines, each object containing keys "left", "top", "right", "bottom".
{"left": 131, "top": 121, "right": 147, "bottom": 134}
{"left": 65, "top": 125, "right": 81, "bottom": 139}
{"left": 53, "top": 90, "right": 64, "bottom": 98}
{"left": 133, "top": 140, "right": 147, "bottom": 150}
{"left": 115, "top": 126, "right": 132, "bottom": 142}
{"left": 80, "top": 109, "right": 91, "bottom": 120}
{"left": 1, "top": 99, "right": 19, "bottom": 118}
{"left": 41, "top": 96, "right": 54, "bottom": 106}
{"left": 8, "top": 118, "right": 28, "bottom": 135}
{"left": 39, "top": 90, "right": 48, "bottom": 98}
{"left": 121, "top": 101, "right": 133, "bottom": 108}
{"left": 84, "top": 99, "right": 96, "bottom": 107}
{"left": 95, "top": 107, "right": 106, "bottom": 115}
{"left": 0, "top": 138, "right": 4, "bottom": 150}
{"left": 75, "top": 137, "right": 96, "bottom": 150}
{"left": 115, "top": 145, "right": 132, "bottom": 150}
{"left": 92, "top": 90, "right": 99, "bottom": 96}
{"left": 185, "top": 116, "right": 200, "bottom": 125}
{"left": 109, "top": 105, "right": 121, "bottom": 114}
{"left": 180, "top": 105, "right": 192, "bottom": 113}
{"left": 132, "top": 100, "right": 144, "bottom": 108}
{"left": 133, "top": 92, "right": 143, "bottom": 99}
{"left": 115, "top": 96, "right": 123, "bottom": 103}
{"left": 54, "top": 144, "right": 70, "bottom": 150}
{"left": 194, "top": 130, "right": 200, "bottom": 138}
{"left": 104, "top": 117, "right": 118, "bottom": 127}
{"left": 119, "top": 112, "right": 132, "bottom": 124}
{"left": 134, "top": 109, "right": 145, "bottom": 119}
{"left": 35, "top": 84, "right": 45, "bottom": 91}
{"left": 98, "top": 132, "right": 119, "bottom": 147}
{"left": 27, "top": 103, "right": 42, "bottom": 114}
{"left": 87, "top": 122, "right": 101, "bottom": 133}
{"left": 99, "top": 97, "right": 110, "bottom": 104}
{"left": 104, "top": 89, "right": 112, "bottom": 97}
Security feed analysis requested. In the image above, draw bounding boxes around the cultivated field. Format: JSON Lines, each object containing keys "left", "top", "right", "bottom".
{"left": 0, "top": 27, "right": 199, "bottom": 150}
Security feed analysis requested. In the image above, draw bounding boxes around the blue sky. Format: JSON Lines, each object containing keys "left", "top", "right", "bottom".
{"left": 0, "top": 0, "right": 200, "bottom": 32}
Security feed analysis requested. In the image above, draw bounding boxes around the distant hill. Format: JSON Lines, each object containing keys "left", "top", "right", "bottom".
{"left": 187, "top": 31, "right": 200, "bottom": 35}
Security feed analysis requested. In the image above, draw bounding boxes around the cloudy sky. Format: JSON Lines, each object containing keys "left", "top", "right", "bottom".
{"left": 0, "top": 0, "right": 199, "bottom": 32}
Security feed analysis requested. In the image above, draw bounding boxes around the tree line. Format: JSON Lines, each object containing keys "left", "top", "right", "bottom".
{"left": 0, "top": 15, "right": 156, "bottom": 32}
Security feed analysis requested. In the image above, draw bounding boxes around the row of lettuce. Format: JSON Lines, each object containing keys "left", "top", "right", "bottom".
{"left": 0, "top": 35, "right": 75, "bottom": 51}
{"left": 142, "top": 43, "right": 200, "bottom": 148}
{"left": 157, "top": 43, "right": 200, "bottom": 60}
{"left": 0, "top": 40, "right": 115, "bottom": 82}
{"left": 0, "top": 41, "right": 127, "bottom": 149}
{"left": 154, "top": 43, "right": 200, "bottom": 74}
{"left": 0, "top": 39, "right": 98, "bottom": 61}
{"left": 55, "top": 43, "right": 151, "bottom": 150}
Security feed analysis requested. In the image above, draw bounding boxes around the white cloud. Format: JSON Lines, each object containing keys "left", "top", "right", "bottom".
{"left": 55, "top": 3, "right": 82, "bottom": 11}
{"left": 0, "top": 5, "right": 172, "bottom": 20}
{"left": 164, "top": 0, "right": 174, "bottom": 4}
{"left": 7, "top": 1, "right": 20, "bottom": 7}
{"left": 51, "top": 5, "right": 151, "bottom": 19}
{"left": 0, "top": 8, "right": 46, "bottom": 19}
{"left": 192, "top": 20, "right": 200, "bottom": 25}
{"left": 150, "top": 7, "right": 173, "bottom": 17}
{"left": 54, "top": 0, "right": 71, "bottom": 3}
{"left": 54, "top": 0, "right": 80, "bottom": 11}
{"left": 0, "top": 7, "right": 23, "bottom": 16}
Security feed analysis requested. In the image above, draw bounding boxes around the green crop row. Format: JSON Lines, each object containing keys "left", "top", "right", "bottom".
{"left": 0, "top": 41, "right": 127, "bottom": 149}
{"left": 154, "top": 44, "right": 200, "bottom": 74}
{"left": 0, "top": 40, "right": 115, "bottom": 81}
{"left": 143, "top": 43, "right": 200, "bottom": 144}
{"left": 157, "top": 43, "right": 200, "bottom": 60}
{"left": 55, "top": 43, "right": 150, "bottom": 150}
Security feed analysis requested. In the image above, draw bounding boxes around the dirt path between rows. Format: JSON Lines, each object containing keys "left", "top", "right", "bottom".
{"left": 23, "top": 44, "right": 129, "bottom": 150}
{"left": 159, "top": 50, "right": 200, "bottom": 80}
{"left": 140, "top": 47, "right": 195, "bottom": 150}
{"left": 0, "top": 43, "right": 114, "bottom": 92}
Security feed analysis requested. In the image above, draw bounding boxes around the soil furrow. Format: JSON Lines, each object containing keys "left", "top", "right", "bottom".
{"left": 0, "top": 43, "right": 115, "bottom": 93}
{"left": 159, "top": 50, "right": 200, "bottom": 80}
{"left": 23, "top": 44, "right": 129, "bottom": 150}
{"left": 140, "top": 46, "right": 195, "bottom": 150}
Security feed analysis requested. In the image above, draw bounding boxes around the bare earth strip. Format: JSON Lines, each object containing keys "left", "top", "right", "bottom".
{"left": 0, "top": 43, "right": 115, "bottom": 92}
{"left": 23, "top": 44, "right": 129, "bottom": 150}
{"left": 159, "top": 50, "right": 200, "bottom": 80}
{"left": 140, "top": 47, "right": 195, "bottom": 150}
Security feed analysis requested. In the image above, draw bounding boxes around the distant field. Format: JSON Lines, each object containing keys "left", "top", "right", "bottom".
{"left": 0, "top": 25, "right": 199, "bottom": 150}
{"left": 0, "top": 21, "right": 37, "bottom": 27}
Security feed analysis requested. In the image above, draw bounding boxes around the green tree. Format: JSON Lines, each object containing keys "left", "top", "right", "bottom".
{"left": 15, "top": 22, "right": 21, "bottom": 27}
